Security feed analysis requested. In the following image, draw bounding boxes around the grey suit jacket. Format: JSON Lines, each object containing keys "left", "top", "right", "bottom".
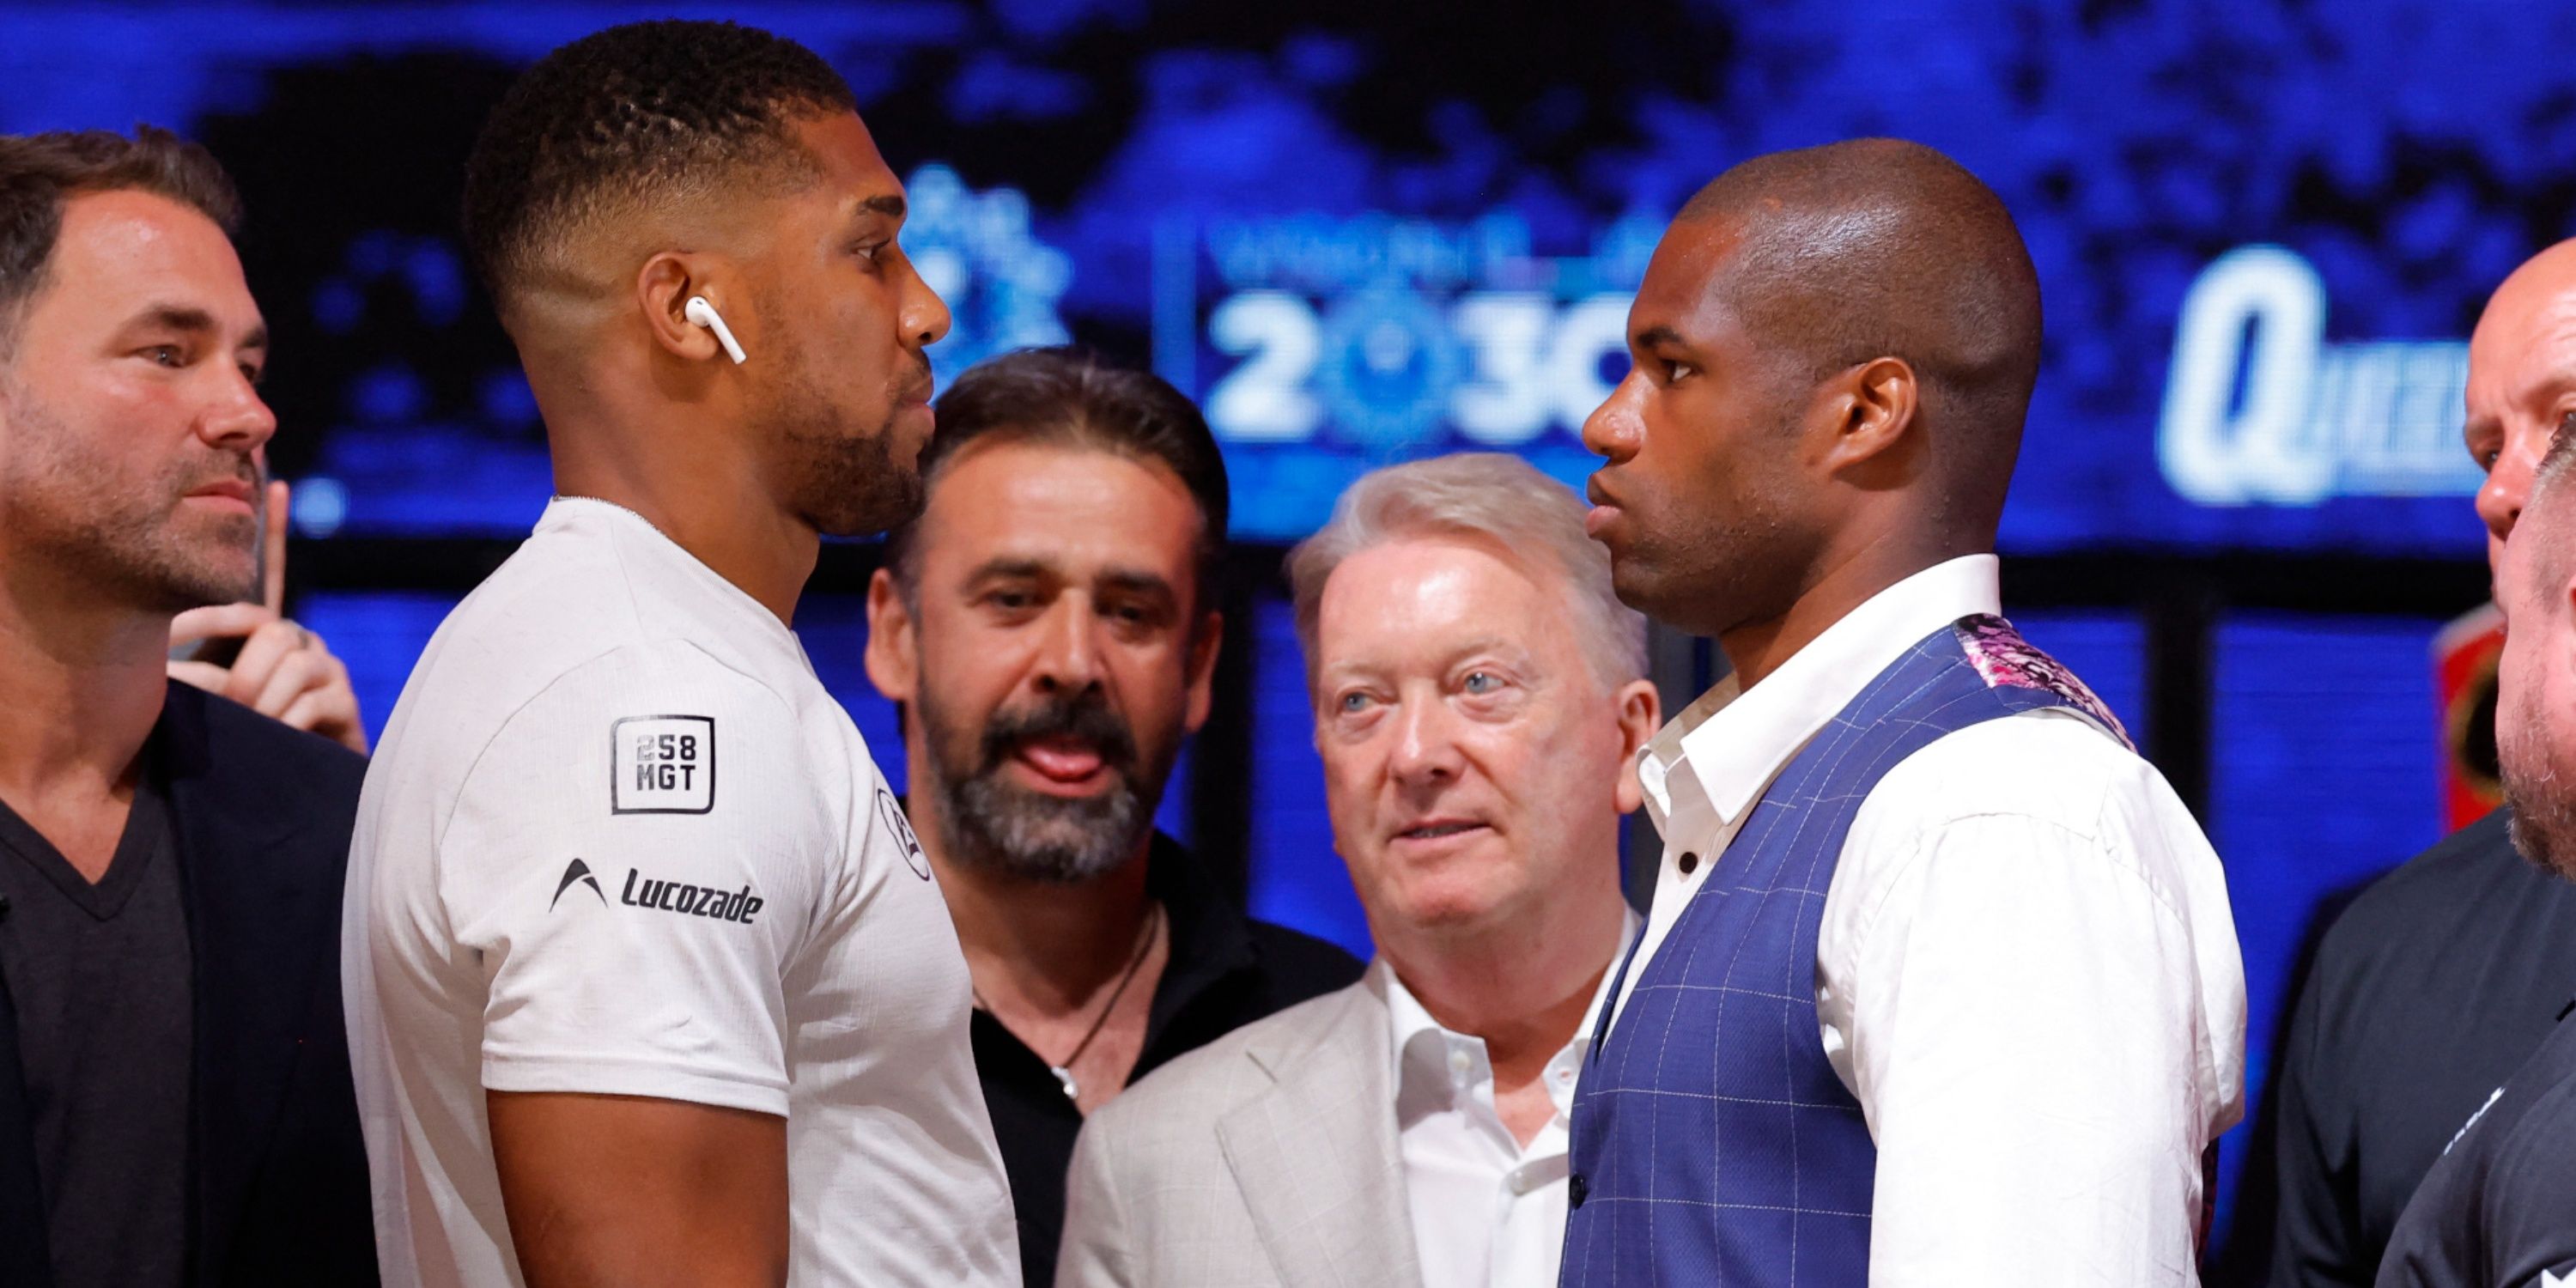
{"left": 1057, "top": 974, "right": 1422, "bottom": 1288}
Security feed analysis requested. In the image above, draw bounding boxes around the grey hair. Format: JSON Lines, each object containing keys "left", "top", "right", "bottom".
{"left": 1285, "top": 453, "right": 1648, "bottom": 695}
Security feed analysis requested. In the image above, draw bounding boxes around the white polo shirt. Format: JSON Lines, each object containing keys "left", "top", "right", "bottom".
{"left": 343, "top": 497, "right": 1017, "bottom": 1287}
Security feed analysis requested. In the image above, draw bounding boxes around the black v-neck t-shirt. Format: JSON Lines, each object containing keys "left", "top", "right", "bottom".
{"left": 0, "top": 749, "right": 192, "bottom": 1288}
{"left": 2379, "top": 1003, "right": 2576, "bottom": 1286}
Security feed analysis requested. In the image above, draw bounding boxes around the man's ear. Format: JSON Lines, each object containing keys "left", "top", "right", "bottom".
{"left": 1612, "top": 677, "right": 1662, "bottom": 816}
{"left": 1814, "top": 355, "right": 1920, "bottom": 476}
{"left": 1182, "top": 609, "right": 1224, "bottom": 736}
{"left": 637, "top": 252, "right": 732, "bottom": 364}
{"left": 863, "top": 568, "right": 920, "bottom": 704}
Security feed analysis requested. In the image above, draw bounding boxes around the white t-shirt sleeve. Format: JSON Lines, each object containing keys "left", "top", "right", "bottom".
{"left": 437, "top": 641, "right": 840, "bottom": 1118}
{"left": 1824, "top": 714, "right": 2245, "bottom": 1287}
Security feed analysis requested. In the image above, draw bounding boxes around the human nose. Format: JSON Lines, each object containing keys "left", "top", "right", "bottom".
{"left": 2480, "top": 432, "right": 2537, "bottom": 544}
{"left": 896, "top": 248, "right": 952, "bottom": 349}
{"left": 1387, "top": 693, "right": 1466, "bottom": 787}
{"left": 1030, "top": 597, "right": 1103, "bottom": 698}
{"left": 197, "top": 366, "right": 277, "bottom": 454}
{"left": 1583, "top": 368, "right": 1644, "bottom": 464}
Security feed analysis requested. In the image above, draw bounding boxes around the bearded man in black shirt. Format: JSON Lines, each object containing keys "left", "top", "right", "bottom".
{"left": 864, "top": 347, "right": 1362, "bottom": 1287}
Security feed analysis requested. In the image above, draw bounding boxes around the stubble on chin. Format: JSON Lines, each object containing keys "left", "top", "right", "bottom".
{"left": 2501, "top": 711, "right": 2576, "bottom": 883}
{"left": 768, "top": 391, "right": 917, "bottom": 538}
{"left": 2507, "top": 793, "right": 2576, "bottom": 884}
{"left": 15, "top": 478, "right": 256, "bottom": 611}
{"left": 3, "top": 392, "right": 258, "bottom": 609}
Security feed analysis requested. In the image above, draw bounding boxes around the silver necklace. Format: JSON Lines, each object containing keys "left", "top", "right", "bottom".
{"left": 975, "top": 902, "right": 1162, "bottom": 1102}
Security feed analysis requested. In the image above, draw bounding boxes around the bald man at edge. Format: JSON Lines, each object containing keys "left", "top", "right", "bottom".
{"left": 1559, "top": 138, "right": 2244, "bottom": 1286}
{"left": 2224, "top": 238, "right": 2576, "bottom": 1288}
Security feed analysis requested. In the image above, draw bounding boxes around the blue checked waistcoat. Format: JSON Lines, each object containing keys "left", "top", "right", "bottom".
{"left": 1558, "top": 614, "right": 2129, "bottom": 1288}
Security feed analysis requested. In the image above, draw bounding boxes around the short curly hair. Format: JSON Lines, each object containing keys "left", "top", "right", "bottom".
{"left": 0, "top": 126, "right": 240, "bottom": 355}
{"left": 461, "top": 19, "right": 857, "bottom": 316}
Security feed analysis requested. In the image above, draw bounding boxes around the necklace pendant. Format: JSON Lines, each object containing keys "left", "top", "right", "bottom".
{"left": 1051, "top": 1066, "right": 1079, "bottom": 1101}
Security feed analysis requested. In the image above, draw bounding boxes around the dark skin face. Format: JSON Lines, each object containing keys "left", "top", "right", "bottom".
{"left": 1580, "top": 220, "right": 1817, "bottom": 640}
{"left": 636, "top": 112, "right": 950, "bottom": 538}
{"left": 1581, "top": 214, "right": 1933, "bottom": 681}
{"left": 746, "top": 113, "right": 945, "bottom": 536}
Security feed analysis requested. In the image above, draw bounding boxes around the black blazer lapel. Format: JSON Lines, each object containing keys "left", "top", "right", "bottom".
{"left": 0, "top": 937, "right": 52, "bottom": 1287}
{"left": 158, "top": 685, "right": 350, "bottom": 1284}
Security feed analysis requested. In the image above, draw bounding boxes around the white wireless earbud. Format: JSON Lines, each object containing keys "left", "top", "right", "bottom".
{"left": 683, "top": 295, "right": 748, "bottom": 365}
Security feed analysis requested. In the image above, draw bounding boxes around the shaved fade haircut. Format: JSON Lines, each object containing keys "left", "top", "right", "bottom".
{"left": 1681, "top": 137, "right": 2042, "bottom": 532}
{"left": 461, "top": 19, "right": 857, "bottom": 320}
{"left": 0, "top": 126, "right": 240, "bottom": 356}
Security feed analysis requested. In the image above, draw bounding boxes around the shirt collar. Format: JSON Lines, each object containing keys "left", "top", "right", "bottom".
{"left": 1376, "top": 909, "right": 1638, "bottom": 1116}
{"left": 1641, "top": 554, "right": 2003, "bottom": 834}
{"left": 538, "top": 495, "right": 806, "bottom": 662}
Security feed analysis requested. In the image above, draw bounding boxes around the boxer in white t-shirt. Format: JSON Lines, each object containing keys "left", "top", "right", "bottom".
{"left": 341, "top": 20, "right": 1015, "bottom": 1287}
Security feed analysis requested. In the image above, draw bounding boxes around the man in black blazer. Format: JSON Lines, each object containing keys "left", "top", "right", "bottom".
{"left": 0, "top": 127, "right": 375, "bottom": 1286}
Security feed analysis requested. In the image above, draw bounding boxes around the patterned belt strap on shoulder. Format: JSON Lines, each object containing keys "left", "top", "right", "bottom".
{"left": 1953, "top": 614, "right": 2132, "bottom": 750}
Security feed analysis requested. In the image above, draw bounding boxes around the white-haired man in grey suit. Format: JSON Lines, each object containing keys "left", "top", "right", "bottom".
{"left": 1057, "top": 453, "right": 1660, "bottom": 1288}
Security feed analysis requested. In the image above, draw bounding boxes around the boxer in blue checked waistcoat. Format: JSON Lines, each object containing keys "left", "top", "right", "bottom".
{"left": 1563, "top": 139, "right": 2245, "bottom": 1286}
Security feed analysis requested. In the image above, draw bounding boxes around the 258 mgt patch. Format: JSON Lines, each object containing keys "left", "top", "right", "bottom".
{"left": 611, "top": 714, "right": 716, "bottom": 814}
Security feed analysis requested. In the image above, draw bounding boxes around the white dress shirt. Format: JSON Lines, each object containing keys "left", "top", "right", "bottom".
{"left": 1379, "top": 913, "right": 1636, "bottom": 1288}
{"left": 1607, "top": 555, "right": 2245, "bottom": 1287}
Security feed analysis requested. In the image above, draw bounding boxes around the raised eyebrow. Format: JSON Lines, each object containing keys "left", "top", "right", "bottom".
{"left": 125, "top": 307, "right": 267, "bottom": 359}
{"left": 1314, "top": 660, "right": 1379, "bottom": 693}
{"left": 1448, "top": 640, "right": 1540, "bottom": 676}
{"left": 128, "top": 304, "right": 217, "bottom": 337}
{"left": 1096, "top": 568, "right": 1179, "bottom": 599}
{"left": 966, "top": 556, "right": 1054, "bottom": 584}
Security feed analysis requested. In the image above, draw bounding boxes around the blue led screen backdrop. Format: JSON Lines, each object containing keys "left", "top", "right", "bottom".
{"left": 4, "top": 0, "right": 2561, "bottom": 554}
{"left": 3, "top": 0, "right": 2548, "bottom": 1253}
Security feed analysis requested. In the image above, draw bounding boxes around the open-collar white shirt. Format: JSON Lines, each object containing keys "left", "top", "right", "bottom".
{"left": 1608, "top": 555, "right": 2246, "bottom": 1286}
{"left": 1377, "top": 911, "right": 1636, "bottom": 1288}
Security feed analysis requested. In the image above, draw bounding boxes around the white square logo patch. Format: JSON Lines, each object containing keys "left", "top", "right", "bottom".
{"left": 612, "top": 715, "right": 716, "bottom": 815}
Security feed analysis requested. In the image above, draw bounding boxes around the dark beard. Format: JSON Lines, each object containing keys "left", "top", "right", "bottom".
{"left": 921, "top": 686, "right": 1170, "bottom": 885}
{"left": 782, "top": 403, "right": 919, "bottom": 538}
{"left": 752, "top": 327, "right": 925, "bottom": 538}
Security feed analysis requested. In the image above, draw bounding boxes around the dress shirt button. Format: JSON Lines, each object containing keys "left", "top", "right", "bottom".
{"left": 1678, "top": 850, "right": 1700, "bottom": 876}
{"left": 1569, "top": 1174, "right": 1589, "bottom": 1208}
{"left": 1449, "top": 1048, "right": 1472, "bottom": 1078}
{"left": 1508, "top": 1166, "right": 1536, "bottom": 1196}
